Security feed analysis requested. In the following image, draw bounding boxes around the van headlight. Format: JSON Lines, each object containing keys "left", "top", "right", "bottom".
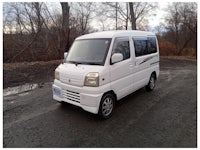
{"left": 55, "top": 68, "right": 60, "bottom": 80}
{"left": 84, "top": 72, "right": 99, "bottom": 87}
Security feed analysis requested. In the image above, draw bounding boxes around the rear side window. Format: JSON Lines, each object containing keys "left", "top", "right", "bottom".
{"left": 133, "top": 39, "right": 148, "bottom": 57}
{"left": 112, "top": 38, "right": 130, "bottom": 60}
{"left": 133, "top": 37, "right": 157, "bottom": 57}
{"left": 148, "top": 37, "right": 157, "bottom": 54}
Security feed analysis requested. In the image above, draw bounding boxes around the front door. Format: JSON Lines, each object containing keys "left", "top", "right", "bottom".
{"left": 109, "top": 37, "right": 133, "bottom": 100}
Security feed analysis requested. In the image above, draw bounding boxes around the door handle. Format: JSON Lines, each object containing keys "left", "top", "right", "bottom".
{"left": 129, "top": 64, "right": 133, "bottom": 67}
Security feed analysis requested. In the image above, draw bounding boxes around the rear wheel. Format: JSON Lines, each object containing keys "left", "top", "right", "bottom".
{"left": 146, "top": 73, "right": 156, "bottom": 91}
{"left": 98, "top": 93, "right": 115, "bottom": 119}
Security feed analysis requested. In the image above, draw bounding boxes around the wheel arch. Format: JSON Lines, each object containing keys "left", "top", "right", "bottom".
{"left": 102, "top": 90, "right": 117, "bottom": 101}
{"left": 151, "top": 71, "right": 157, "bottom": 80}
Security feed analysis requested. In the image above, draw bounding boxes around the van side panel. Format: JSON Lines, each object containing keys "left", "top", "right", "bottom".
{"left": 133, "top": 53, "right": 159, "bottom": 90}
{"left": 108, "top": 35, "right": 159, "bottom": 101}
{"left": 131, "top": 35, "right": 159, "bottom": 92}
{"left": 109, "top": 59, "right": 133, "bottom": 100}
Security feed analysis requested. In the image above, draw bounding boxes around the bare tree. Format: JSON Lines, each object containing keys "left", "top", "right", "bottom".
{"left": 33, "top": 2, "right": 43, "bottom": 32}
{"left": 3, "top": 2, "right": 54, "bottom": 62}
{"left": 129, "top": 2, "right": 158, "bottom": 30}
{"left": 70, "top": 3, "right": 94, "bottom": 34}
{"left": 153, "top": 23, "right": 165, "bottom": 37}
{"left": 180, "top": 2, "right": 197, "bottom": 57}
{"left": 61, "top": 2, "right": 70, "bottom": 31}
{"left": 115, "top": 2, "right": 118, "bottom": 29}
{"left": 102, "top": 2, "right": 129, "bottom": 30}
{"left": 129, "top": 2, "right": 135, "bottom": 30}
{"left": 164, "top": 2, "right": 197, "bottom": 56}
{"left": 60, "top": 2, "right": 70, "bottom": 55}
{"left": 165, "top": 3, "right": 180, "bottom": 49}
{"left": 23, "top": 3, "right": 36, "bottom": 34}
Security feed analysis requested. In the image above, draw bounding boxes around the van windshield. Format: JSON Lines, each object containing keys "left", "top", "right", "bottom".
{"left": 66, "top": 39, "right": 111, "bottom": 65}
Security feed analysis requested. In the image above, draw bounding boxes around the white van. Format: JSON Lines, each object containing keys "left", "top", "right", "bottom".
{"left": 52, "top": 30, "right": 159, "bottom": 119}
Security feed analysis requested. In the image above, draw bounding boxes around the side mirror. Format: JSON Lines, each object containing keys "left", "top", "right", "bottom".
{"left": 111, "top": 53, "right": 123, "bottom": 64}
{"left": 64, "top": 52, "right": 68, "bottom": 59}
{"left": 63, "top": 52, "right": 68, "bottom": 63}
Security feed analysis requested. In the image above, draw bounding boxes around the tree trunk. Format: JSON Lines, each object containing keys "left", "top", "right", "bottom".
{"left": 33, "top": 2, "right": 43, "bottom": 32}
{"left": 115, "top": 2, "right": 118, "bottom": 30}
{"left": 60, "top": 2, "right": 70, "bottom": 57}
{"left": 195, "top": 31, "right": 197, "bottom": 58}
{"left": 129, "top": 2, "right": 136, "bottom": 30}
{"left": 125, "top": 3, "right": 128, "bottom": 30}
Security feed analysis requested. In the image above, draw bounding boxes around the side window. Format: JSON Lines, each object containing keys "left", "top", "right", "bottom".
{"left": 112, "top": 38, "right": 130, "bottom": 60}
{"left": 133, "top": 38, "right": 148, "bottom": 57}
{"left": 148, "top": 37, "right": 157, "bottom": 54}
{"left": 133, "top": 36, "right": 157, "bottom": 57}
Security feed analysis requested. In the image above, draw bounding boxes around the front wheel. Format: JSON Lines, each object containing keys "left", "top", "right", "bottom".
{"left": 98, "top": 93, "right": 115, "bottom": 119}
{"left": 146, "top": 73, "right": 156, "bottom": 91}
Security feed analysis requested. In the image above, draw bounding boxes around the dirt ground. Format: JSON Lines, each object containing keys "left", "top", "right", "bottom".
{"left": 3, "top": 60, "right": 62, "bottom": 88}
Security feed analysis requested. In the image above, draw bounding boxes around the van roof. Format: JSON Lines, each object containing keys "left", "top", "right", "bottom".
{"left": 76, "top": 30, "right": 155, "bottom": 40}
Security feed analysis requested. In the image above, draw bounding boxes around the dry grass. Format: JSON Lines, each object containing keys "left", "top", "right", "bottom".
{"left": 3, "top": 59, "right": 62, "bottom": 70}
{"left": 3, "top": 59, "right": 62, "bottom": 88}
{"left": 161, "top": 56, "right": 197, "bottom": 62}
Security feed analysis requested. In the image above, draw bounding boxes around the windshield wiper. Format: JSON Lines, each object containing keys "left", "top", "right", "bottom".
{"left": 68, "top": 61, "right": 101, "bottom": 66}
{"left": 68, "top": 61, "right": 83, "bottom": 66}
{"left": 83, "top": 62, "right": 101, "bottom": 65}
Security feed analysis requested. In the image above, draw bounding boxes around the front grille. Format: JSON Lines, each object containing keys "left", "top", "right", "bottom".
{"left": 62, "top": 89, "right": 80, "bottom": 103}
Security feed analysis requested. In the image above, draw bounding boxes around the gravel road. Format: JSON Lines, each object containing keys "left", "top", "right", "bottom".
{"left": 3, "top": 58, "right": 197, "bottom": 147}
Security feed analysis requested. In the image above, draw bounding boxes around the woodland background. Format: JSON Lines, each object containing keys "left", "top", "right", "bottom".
{"left": 3, "top": 2, "right": 197, "bottom": 63}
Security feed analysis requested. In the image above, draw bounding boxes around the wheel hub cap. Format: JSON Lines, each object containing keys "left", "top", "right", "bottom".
{"left": 102, "top": 97, "right": 113, "bottom": 116}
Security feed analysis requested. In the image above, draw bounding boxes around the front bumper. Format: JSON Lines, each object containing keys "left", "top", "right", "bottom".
{"left": 52, "top": 79, "right": 103, "bottom": 114}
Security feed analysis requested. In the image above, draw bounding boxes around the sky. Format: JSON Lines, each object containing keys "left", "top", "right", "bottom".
{"left": 148, "top": 2, "right": 168, "bottom": 27}
{"left": 3, "top": 1, "right": 169, "bottom": 33}
{"left": 89, "top": 2, "right": 169, "bottom": 31}
{"left": 2, "top": 1, "right": 198, "bottom": 34}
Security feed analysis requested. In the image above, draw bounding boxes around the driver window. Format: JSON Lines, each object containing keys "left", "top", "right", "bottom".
{"left": 112, "top": 38, "right": 130, "bottom": 60}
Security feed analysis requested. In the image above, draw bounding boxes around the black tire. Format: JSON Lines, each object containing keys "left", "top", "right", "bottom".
{"left": 146, "top": 73, "right": 156, "bottom": 92}
{"left": 98, "top": 93, "right": 115, "bottom": 119}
